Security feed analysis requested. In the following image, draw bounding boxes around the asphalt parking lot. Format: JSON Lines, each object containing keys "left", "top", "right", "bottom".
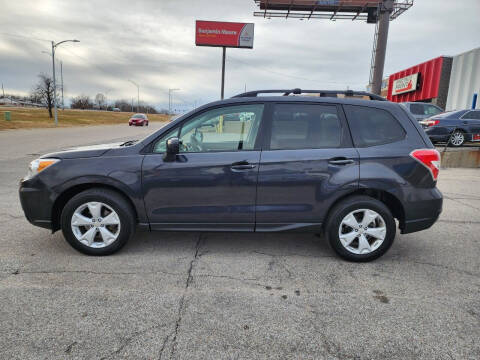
{"left": 0, "top": 124, "right": 479, "bottom": 359}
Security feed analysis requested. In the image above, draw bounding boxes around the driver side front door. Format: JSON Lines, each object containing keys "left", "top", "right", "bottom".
{"left": 142, "top": 103, "right": 265, "bottom": 231}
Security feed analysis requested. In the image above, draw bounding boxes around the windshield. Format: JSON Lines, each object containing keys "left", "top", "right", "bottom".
{"left": 132, "top": 114, "right": 146, "bottom": 119}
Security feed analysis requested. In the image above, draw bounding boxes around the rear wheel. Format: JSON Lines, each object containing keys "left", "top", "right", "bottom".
{"left": 449, "top": 130, "right": 465, "bottom": 147}
{"left": 60, "top": 189, "right": 135, "bottom": 255}
{"left": 325, "top": 195, "right": 396, "bottom": 262}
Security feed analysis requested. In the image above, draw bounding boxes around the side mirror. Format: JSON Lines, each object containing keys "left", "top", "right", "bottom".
{"left": 163, "top": 137, "right": 180, "bottom": 162}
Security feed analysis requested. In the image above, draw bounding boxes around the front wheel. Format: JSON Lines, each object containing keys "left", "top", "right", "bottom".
{"left": 325, "top": 195, "right": 396, "bottom": 262}
{"left": 60, "top": 189, "right": 136, "bottom": 255}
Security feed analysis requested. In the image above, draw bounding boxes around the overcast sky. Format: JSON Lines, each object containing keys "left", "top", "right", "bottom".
{"left": 1, "top": 0, "right": 478, "bottom": 111}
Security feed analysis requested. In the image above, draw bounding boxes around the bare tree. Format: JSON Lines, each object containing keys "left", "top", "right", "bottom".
{"left": 95, "top": 93, "right": 106, "bottom": 109}
{"left": 71, "top": 95, "right": 94, "bottom": 109}
{"left": 32, "top": 73, "right": 55, "bottom": 118}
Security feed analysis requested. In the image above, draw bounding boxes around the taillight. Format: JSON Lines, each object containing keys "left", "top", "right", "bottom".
{"left": 410, "top": 149, "right": 441, "bottom": 181}
{"left": 421, "top": 119, "right": 440, "bottom": 127}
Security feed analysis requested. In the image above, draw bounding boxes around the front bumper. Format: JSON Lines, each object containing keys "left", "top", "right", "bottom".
{"left": 19, "top": 178, "right": 54, "bottom": 230}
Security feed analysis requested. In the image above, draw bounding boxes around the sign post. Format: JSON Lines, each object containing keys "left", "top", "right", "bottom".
{"left": 195, "top": 20, "right": 254, "bottom": 99}
{"left": 221, "top": 47, "right": 226, "bottom": 99}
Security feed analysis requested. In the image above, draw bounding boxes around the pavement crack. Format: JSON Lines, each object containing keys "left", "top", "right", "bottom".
{"left": 438, "top": 219, "right": 480, "bottom": 225}
{"left": 194, "top": 273, "right": 268, "bottom": 287}
{"left": 410, "top": 260, "right": 479, "bottom": 278}
{"left": 253, "top": 250, "right": 333, "bottom": 258}
{"left": 169, "top": 234, "right": 204, "bottom": 359}
{"left": 100, "top": 322, "right": 168, "bottom": 360}
{"left": 158, "top": 333, "right": 170, "bottom": 360}
{"left": 9, "top": 269, "right": 184, "bottom": 277}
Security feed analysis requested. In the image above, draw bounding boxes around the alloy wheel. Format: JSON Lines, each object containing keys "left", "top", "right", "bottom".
{"left": 450, "top": 131, "right": 464, "bottom": 146}
{"left": 71, "top": 202, "right": 121, "bottom": 248}
{"left": 338, "top": 209, "right": 386, "bottom": 255}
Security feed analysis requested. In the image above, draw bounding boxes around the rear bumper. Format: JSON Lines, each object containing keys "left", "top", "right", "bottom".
{"left": 400, "top": 187, "right": 443, "bottom": 234}
{"left": 19, "top": 178, "right": 54, "bottom": 230}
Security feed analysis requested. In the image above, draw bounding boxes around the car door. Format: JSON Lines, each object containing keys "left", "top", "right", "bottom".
{"left": 255, "top": 102, "right": 359, "bottom": 232}
{"left": 461, "top": 110, "right": 480, "bottom": 141}
{"left": 142, "top": 103, "right": 265, "bottom": 231}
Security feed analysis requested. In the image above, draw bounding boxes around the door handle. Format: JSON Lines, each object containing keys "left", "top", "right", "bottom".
{"left": 231, "top": 161, "right": 256, "bottom": 171}
{"left": 328, "top": 158, "right": 355, "bottom": 166}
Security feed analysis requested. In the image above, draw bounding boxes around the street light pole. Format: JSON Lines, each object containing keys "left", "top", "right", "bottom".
{"left": 128, "top": 80, "right": 140, "bottom": 112}
{"left": 51, "top": 41, "right": 57, "bottom": 125}
{"left": 168, "top": 88, "right": 180, "bottom": 114}
{"left": 60, "top": 61, "right": 64, "bottom": 110}
{"left": 50, "top": 39, "right": 80, "bottom": 126}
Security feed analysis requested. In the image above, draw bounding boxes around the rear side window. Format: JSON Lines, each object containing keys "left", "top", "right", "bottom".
{"left": 344, "top": 105, "right": 406, "bottom": 147}
{"left": 269, "top": 104, "right": 342, "bottom": 150}
{"left": 463, "top": 111, "right": 480, "bottom": 120}
{"left": 409, "top": 104, "right": 424, "bottom": 115}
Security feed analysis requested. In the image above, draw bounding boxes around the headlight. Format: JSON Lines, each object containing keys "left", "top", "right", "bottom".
{"left": 25, "top": 158, "right": 60, "bottom": 180}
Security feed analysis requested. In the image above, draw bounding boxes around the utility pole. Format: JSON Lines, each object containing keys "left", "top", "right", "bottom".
{"left": 371, "top": 0, "right": 394, "bottom": 95}
{"left": 168, "top": 88, "right": 180, "bottom": 114}
{"left": 1, "top": 83, "right": 4, "bottom": 98}
{"left": 60, "top": 61, "right": 64, "bottom": 110}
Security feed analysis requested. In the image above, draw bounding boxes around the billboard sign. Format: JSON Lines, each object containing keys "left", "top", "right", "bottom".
{"left": 195, "top": 20, "right": 254, "bottom": 48}
{"left": 392, "top": 73, "right": 420, "bottom": 96}
{"left": 258, "top": 0, "right": 382, "bottom": 11}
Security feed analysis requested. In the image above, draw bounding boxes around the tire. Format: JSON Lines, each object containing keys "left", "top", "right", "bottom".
{"left": 129, "top": 124, "right": 132, "bottom": 126}
{"left": 324, "top": 195, "right": 396, "bottom": 262}
{"left": 146, "top": 122, "right": 149, "bottom": 126}
{"left": 60, "top": 188, "right": 136, "bottom": 255}
{"left": 448, "top": 130, "right": 465, "bottom": 147}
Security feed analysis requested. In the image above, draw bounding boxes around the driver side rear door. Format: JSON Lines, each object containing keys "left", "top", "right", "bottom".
{"left": 142, "top": 103, "right": 265, "bottom": 231}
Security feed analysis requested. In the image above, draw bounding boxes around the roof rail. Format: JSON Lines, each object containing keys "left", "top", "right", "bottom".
{"left": 231, "top": 88, "right": 386, "bottom": 101}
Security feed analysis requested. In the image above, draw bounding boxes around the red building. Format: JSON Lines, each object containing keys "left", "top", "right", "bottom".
{"left": 387, "top": 56, "right": 453, "bottom": 110}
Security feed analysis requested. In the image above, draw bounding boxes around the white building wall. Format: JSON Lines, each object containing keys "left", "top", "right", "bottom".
{"left": 446, "top": 47, "right": 480, "bottom": 111}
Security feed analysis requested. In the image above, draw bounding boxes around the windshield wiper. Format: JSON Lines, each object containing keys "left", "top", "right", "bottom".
{"left": 120, "top": 139, "right": 139, "bottom": 147}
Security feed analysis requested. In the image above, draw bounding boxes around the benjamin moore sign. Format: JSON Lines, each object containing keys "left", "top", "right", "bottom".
{"left": 392, "top": 73, "right": 420, "bottom": 96}
{"left": 195, "top": 20, "right": 254, "bottom": 48}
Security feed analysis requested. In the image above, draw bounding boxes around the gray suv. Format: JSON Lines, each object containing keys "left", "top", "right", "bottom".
{"left": 19, "top": 89, "right": 443, "bottom": 262}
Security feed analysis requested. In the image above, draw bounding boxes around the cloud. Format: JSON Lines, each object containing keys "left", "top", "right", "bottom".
{"left": 0, "top": 0, "right": 478, "bottom": 111}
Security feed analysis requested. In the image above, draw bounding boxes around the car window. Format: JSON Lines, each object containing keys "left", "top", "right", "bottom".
{"left": 269, "top": 104, "right": 342, "bottom": 150}
{"left": 164, "top": 104, "right": 264, "bottom": 153}
{"left": 424, "top": 105, "right": 442, "bottom": 116}
{"left": 344, "top": 105, "right": 406, "bottom": 147}
{"left": 463, "top": 111, "right": 480, "bottom": 120}
{"left": 409, "top": 104, "right": 424, "bottom": 115}
{"left": 153, "top": 127, "right": 180, "bottom": 153}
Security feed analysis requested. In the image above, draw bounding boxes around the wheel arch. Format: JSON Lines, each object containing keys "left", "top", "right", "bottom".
{"left": 324, "top": 188, "right": 405, "bottom": 231}
{"left": 51, "top": 183, "right": 139, "bottom": 232}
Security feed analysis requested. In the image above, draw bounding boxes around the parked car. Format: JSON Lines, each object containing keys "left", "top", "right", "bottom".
{"left": 129, "top": 113, "right": 149, "bottom": 126}
{"left": 400, "top": 102, "right": 443, "bottom": 121}
{"left": 112, "top": 107, "right": 121, "bottom": 112}
{"left": 19, "top": 89, "right": 442, "bottom": 262}
{"left": 419, "top": 109, "right": 480, "bottom": 147}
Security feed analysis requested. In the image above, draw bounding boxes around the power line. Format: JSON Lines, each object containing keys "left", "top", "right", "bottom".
{"left": 0, "top": 32, "right": 50, "bottom": 42}
{"left": 227, "top": 56, "right": 365, "bottom": 87}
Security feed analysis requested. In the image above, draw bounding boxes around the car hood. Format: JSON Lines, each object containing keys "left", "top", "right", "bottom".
{"left": 41, "top": 142, "right": 125, "bottom": 159}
